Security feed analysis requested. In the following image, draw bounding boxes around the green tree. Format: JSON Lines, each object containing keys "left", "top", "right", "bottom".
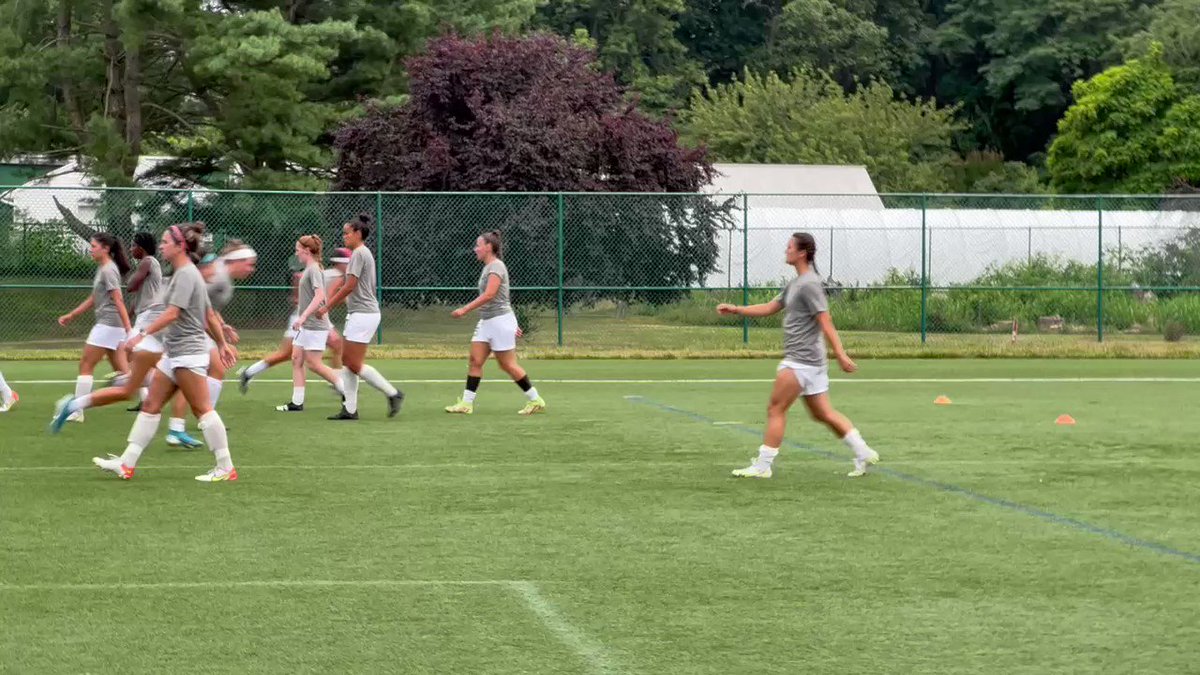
{"left": 1123, "top": 0, "right": 1200, "bottom": 91}
{"left": 536, "top": 0, "right": 707, "bottom": 113}
{"left": 684, "top": 68, "right": 961, "bottom": 191}
{"left": 1047, "top": 45, "right": 1200, "bottom": 193}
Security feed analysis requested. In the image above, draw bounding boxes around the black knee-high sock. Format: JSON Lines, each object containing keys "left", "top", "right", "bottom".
{"left": 466, "top": 375, "right": 481, "bottom": 392}
{"left": 514, "top": 375, "right": 532, "bottom": 392}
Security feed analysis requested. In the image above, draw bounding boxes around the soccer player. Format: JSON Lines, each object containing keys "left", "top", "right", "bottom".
{"left": 50, "top": 232, "right": 166, "bottom": 430}
{"left": 276, "top": 235, "right": 345, "bottom": 412}
{"left": 319, "top": 213, "right": 404, "bottom": 420}
{"left": 445, "top": 230, "right": 545, "bottom": 415}
{"left": 165, "top": 239, "right": 255, "bottom": 447}
{"left": 92, "top": 222, "right": 239, "bottom": 482}
{"left": 716, "top": 232, "right": 879, "bottom": 479}
{"left": 0, "top": 371, "right": 17, "bottom": 412}
{"left": 56, "top": 232, "right": 133, "bottom": 423}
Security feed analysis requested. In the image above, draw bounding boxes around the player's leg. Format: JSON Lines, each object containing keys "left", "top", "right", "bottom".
{"left": 303, "top": 349, "right": 344, "bottom": 396}
{"left": 732, "top": 369, "right": 801, "bottom": 479}
{"left": 52, "top": 350, "right": 160, "bottom": 432}
{"left": 69, "top": 345, "right": 107, "bottom": 422}
{"left": 0, "top": 370, "right": 16, "bottom": 412}
{"left": 240, "top": 336, "right": 294, "bottom": 393}
{"left": 106, "top": 344, "right": 130, "bottom": 379}
{"left": 446, "top": 341, "right": 489, "bottom": 414}
{"left": 279, "top": 343, "right": 308, "bottom": 412}
{"left": 494, "top": 350, "right": 544, "bottom": 415}
{"left": 166, "top": 390, "right": 203, "bottom": 448}
{"left": 177, "top": 366, "right": 235, "bottom": 482}
{"left": 93, "top": 368, "right": 177, "bottom": 479}
{"left": 326, "top": 327, "right": 343, "bottom": 370}
{"left": 802, "top": 392, "right": 879, "bottom": 478}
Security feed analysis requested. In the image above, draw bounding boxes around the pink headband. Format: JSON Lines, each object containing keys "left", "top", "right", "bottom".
{"left": 168, "top": 225, "right": 187, "bottom": 251}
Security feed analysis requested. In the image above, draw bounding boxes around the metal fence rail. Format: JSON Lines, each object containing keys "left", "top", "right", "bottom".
{"left": 2, "top": 186, "right": 1199, "bottom": 352}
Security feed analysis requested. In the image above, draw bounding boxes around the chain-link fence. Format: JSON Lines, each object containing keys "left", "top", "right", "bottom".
{"left": 3, "top": 186, "right": 1199, "bottom": 355}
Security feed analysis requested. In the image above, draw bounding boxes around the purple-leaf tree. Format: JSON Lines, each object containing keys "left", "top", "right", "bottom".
{"left": 334, "top": 32, "right": 733, "bottom": 306}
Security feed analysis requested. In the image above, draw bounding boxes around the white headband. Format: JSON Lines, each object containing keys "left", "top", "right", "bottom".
{"left": 330, "top": 256, "right": 350, "bottom": 264}
{"left": 221, "top": 247, "right": 257, "bottom": 262}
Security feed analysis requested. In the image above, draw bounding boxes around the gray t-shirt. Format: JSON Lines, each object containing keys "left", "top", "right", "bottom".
{"left": 299, "top": 263, "right": 331, "bottom": 331}
{"left": 161, "top": 264, "right": 211, "bottom": 357}
{"left": 477, "top": 260, "right": 512, "bottom": 320}
{"left": 130, "top": 256, "right": 164, "bottom": 317}
{"left": 206, "top": 260, "right": 234, "bottom": 312}
{"left": 345, "top": 246, "right": 379, "bottom": 314}
{"left": 774, "top": 271, "right": 829, "bottom": 366}
{"left": 92, "top": 261, "right": 124, "bottom": 327}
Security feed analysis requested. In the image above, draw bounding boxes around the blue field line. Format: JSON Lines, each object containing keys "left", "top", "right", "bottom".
{"left": 624, "top": 395, "right": 1200, "bottom": 567}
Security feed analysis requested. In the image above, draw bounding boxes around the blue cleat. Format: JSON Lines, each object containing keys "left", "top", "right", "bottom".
{"left": 49, "top": 396, "right": 74, "bottom": 434}
{"left": 166, "top": 429, "right": 204, "bottom": 449}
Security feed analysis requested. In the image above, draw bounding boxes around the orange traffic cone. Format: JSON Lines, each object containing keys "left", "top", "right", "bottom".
{"left": 1055, "top": 414, "right": 1076, "bottom": 426}
{"left": 934, "top": 395, "right": 952, "bottom": 405}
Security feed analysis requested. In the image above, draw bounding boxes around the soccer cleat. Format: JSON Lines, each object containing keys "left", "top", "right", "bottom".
{"left": 387, "top": 391, "right": 405, "bottom": 418}
{"left": 731, "top": 463, "right": 772, "bottom": 479}
{"left": 195, "top": 466, "right": 238, "bottom": 482}
{"left": 328, "top": 406, "right": 359, "bottom": 421}
{"left": 847, "top": 449, "right": 880, "bottom": 478}
{"left": 166, "top": 429, "right": 204, "bottom": 449}
{"left": 126, "top": 402, "right": 143, "bottom": 412}
{"left": 0, "top": 390, "right": 17, "bottom": 413}
{"left": 237, "top": 368, "right": 251, "bottom": 394}
{"left": 92, "top": 454, "right": 134, "bottom": 480}
{"left": 517, "top": 397, "right": 546, "bottom": 416}
{"left": 67, "top": 411, "right": 84, "bottom": 423}
{"left": 275, "top": 402, "right": 304, "bottom": 412}
{"left": 444, "top": 399, "right": 474, "bottom": 414}
{"left": 49, "top": 396, "right": 75, "bottom": 434}
{"left": 104, "top": 371, "right": 129, "bottom": 388}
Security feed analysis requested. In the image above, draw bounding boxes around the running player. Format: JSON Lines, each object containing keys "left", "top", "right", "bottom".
{"left": 319, "top": 214, "right": 404, "bottom": 420}
{"left": 50, "top": 232, "right": 166, "bottom": 431}
{"left": 445, "top": 230, "right": 545, "bottom": 415}
{"left": 716, "top": 232, "right": 879, "bottom": 478}
{"left": 165, "top": 239, "right": 256, "bottom": 447}
{"left": 92, "top": 222, "right": 239, "bottom": 482}
{"left": 276, "top": 234, "right": 345, "bottom": 411}
{"left": 56, "top": 232, "right": 133, "bottom": 423}
{"left": 0, "top": 371, "right": 17, "bottom": 412}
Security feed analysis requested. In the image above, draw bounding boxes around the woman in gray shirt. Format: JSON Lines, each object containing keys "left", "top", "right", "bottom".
{"left": 55, "top": 232, "right": 133, "bottom": 423}
{"left": 90, "top": 222, "right": 239, "bottom": 483}
{"left": 319, "top": 213, "right": 404, "bottom": 421}
{"left": 717, "top": 232, "right": 879, "bottom": 479}
{"left": 276, "top": 234, "right": 346, "bottom": 412}
{"left": 446, "top": 230, "right": 545, "bottom": 416}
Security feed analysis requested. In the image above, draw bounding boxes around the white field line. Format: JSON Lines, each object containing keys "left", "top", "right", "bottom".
{"left": 0, "top": 461, "right": 683, "bottom": 473}
{"left": 9, "top": 377, "right": 1200, "bottom": 385}
{"left": 508, "top": 581, "right": 618, "bottom": 675}
{"left": 0, "top": 579, "right": 524, "bottom": 592}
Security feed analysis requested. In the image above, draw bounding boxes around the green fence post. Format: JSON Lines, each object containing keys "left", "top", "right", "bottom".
{"left": 920, "top": 194, "right": 928, "bottom": 344}
{"left": 186, "top": 190, "right": 194, "bottom": 221}
{"left": 556, "top": 193, "right": 565, "bottom": 347}
{"left": 742, "top": 193, "right": 749, "bottom": 345}
{"left": 1097, "top": 196, "right": 1104, "bottom": 343}
{"left": 375, "top": 191, "right": 383, "bottom": 345}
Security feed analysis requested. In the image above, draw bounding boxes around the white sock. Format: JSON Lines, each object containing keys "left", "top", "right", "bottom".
{"left": 0, "top": 372, "right": 9, "bottom": 400}
{"left": 245, "top": 360, "right": 269, "bottom": 379}
{"left": 121, "top": 412, "right": 161, "bottom": 468}
{"left": 198, "top": 410, "right": 233, "bottom": 471}
{"left": 138, "top": 387, "right": 149, "bottom": 402}
{"left": 207, "top": 377, "right": 223, "bottom": 408}
{"left": 74, "top": 375, "right": 93, "bottom": 399}
{"left": 68, "top": 394, "right": 93, "bottom": 414}
{"left": 111, "top": 372, "right": 129, "bottom": 387}
{"left": 525, "top": 386, "right": 539, "bottom": 401}
{"left": 754, "top": 445, "right": 779, "bottom": 469}
{"left": 292, "top": 387, "right": 305, "bottom": 406}
{"left": 462, "top": 389, "right": 477, "bottom": 403}
{"left": 169, "top": 417, "right": 186, "bottom": 433}
{"left": 357, "top": 365, "right": 397, "bottom": 397}
{"left": 342, "top": 369, "right": 359, "bottom": 413}
{"left": 842, "top": 428, "right": 873, "bottom": 459}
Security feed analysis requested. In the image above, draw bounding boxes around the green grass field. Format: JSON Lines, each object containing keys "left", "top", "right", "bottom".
{"left": 3, "top": 358, "right": 1200, "bottom": 673}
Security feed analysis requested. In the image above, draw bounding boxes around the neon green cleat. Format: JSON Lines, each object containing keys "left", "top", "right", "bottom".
{"left": 847, "top": 449, "right": 880, "bottom": 478}
{"left": 517, "top": 397, "right": 546, "bottom": 416}
{"left": 445, "top": 399, "right": 474, "bottom": 414}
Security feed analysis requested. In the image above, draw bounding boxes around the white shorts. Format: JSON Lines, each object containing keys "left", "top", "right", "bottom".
{"left": 471, "top": 313, "right": 519, "bottom": 352}
{"left": 344, "top": 312, "right": 381, "bottom": 344}
{"left": 778, "top": 360, "right": 830, "bottom": 396}
{"left": 205, "top": 335, "right": 217, "bottom": 352}
{"left": 283, "top": 312, "right": 300, "bottom": 340}
{"left": 132, "top": 312, "right": 164, "bottom": 354}
{"left": 86, "top": 324, "right": 127, "bottom": 350}
{"left": 156, "top": 353, "right": 210, "bottom": 384}
{"left": 294, "top": 328, "right": 329, "bottom": 352}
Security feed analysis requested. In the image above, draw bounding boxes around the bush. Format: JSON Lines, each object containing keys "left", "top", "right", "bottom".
{"left": 1164, "top": 321, "right": 1187, "bottom": 341}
